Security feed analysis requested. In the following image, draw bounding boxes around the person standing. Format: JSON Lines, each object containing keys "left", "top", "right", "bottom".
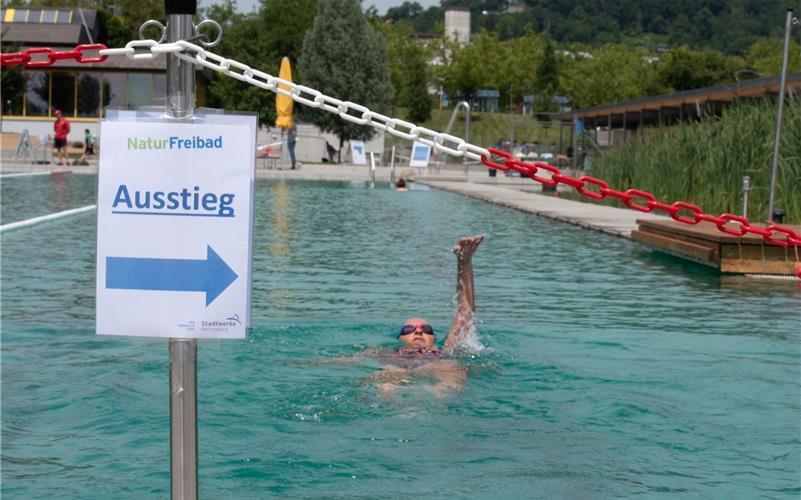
{"left": 287, "top": 122, "right": 297, "bottom": 170}
{"left": 84, "top": 129, "right": 95, "bottom": 159}
{"left": 77, "top": 128, "right": 95, "bottom": 164}
{"left": 53, "top": 109, "right": 70, "bottom": 166}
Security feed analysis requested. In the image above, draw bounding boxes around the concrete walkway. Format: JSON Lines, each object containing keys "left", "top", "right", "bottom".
{"left": 415, "top": 179, "right": 669, "bottom": 239}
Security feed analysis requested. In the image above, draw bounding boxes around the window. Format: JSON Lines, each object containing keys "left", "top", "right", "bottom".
{"left": 28, "top": 9, "right": 42, "bottom": 22}
{"left": 41, "top": 9, "right": 57, "bottom": 23}
{"left": 57, "top": 10, "right": 71, "bottom": 23}
{"left": 25, "top": 71, "right": 48, "bottom": 116}
{"left": 77, "top": 73, "right": 101, "bottom": 117}
{"left": 153, "top": 73, "right": 166, "bottom": 107}
{"left": 13, "top": 9, "right": 27, "bottom": 22}
{"left": 1, "top": 66, "right": 25, "bottom": 115}
{"left": 127, "top": 73, "right": 153, "bottom": 108}
{"left": 51, "top": 72, "right": 75, "bottom": 116}
{"left": 103, "top": 73, "right": 127, "bottom": 109}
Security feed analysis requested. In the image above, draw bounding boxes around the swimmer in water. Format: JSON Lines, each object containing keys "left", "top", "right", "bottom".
{"left": 367, "top": 234, "right": 485, "bottom": 396}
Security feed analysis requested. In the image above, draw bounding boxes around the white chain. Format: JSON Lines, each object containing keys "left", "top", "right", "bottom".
{"left": 99, "top": 40, "right": 490, "bottom": 162}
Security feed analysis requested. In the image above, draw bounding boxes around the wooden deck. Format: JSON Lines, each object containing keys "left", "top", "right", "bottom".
{"left": 632, "top": 220, "right": 801, "bottom": 275}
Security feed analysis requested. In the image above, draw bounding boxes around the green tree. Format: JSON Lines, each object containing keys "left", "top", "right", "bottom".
{"left": 259, "top": 0, "right": 317, "bottom": 66}
{"left": 0, "top": 44, "right": 25, "bottom": 115}
{"left": 379, "top": 21, "right": 432, "bottom": 122}
{"left": 560, "top": 44, "right": 659, "bottom": 108}
{"left": 533, "top": 38, "right": 559, "bottom": 120}
{"left": 298, "top": 0, "right": 391, "bottom": 157}
{"left": 656, "top": 46, "right": 742, "bottom": 91}
{"left": 497, "top": 31, "right": 547, "bottom": 108}
{"left": 201, "top": 2, "right": 271, "bottom": 124}
{"left": 443, "top": 30, "right": 501, "bottom": 102}
{"left": 745, "top": 38, "right": 801, "bottom": 76}
{"left": 385, "top": 1, "right": 423, "bottom": 22}
{"left": 201, "top": 0, "right": 316, "bottom": 126}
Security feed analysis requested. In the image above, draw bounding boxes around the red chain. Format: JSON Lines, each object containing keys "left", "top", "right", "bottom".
{"left": 481, "top": 148, "right": 801, "bottom": 248}
{"left": 0, "top": 44, "right": 108, "bottom": 67}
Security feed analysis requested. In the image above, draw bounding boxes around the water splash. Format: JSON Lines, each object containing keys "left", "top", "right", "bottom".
{"left": 450, "top": 316, "right": 486, "bottom": 355}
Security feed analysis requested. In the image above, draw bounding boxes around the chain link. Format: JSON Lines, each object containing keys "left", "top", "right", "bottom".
{"left": 166, "top": 41, "right": 490, "bottom": 161}
{"left": 1, "top": 44, "right": 108, "bottom": 67}
{"left": 2, "top": 41, "right": 798, "bottom": 247}
{"left": 481, "top": 148, "right": 801, "bottom": 247}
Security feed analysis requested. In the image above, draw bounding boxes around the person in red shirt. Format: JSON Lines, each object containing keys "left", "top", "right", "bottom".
{"left": 53, "top": 109, "right": 71, "bottom": 166}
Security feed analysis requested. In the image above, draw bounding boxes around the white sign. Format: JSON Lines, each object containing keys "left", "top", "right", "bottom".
{"left": 409, "top": 141, "right": 431, "bottom": 168}
{"left": 350, "top": 140, "right": 367, "bottom": 165}
{"left": 96, "top": 116, "right": 256, "bottom": 339}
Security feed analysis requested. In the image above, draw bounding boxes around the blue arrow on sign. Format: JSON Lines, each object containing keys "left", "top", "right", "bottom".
{"left": 106, "top": 245, "right": 238, "bottom": 306}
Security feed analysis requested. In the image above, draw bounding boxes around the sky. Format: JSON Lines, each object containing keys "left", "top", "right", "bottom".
{"left": 198, "top": 0, "right": 441, "bottom": 14}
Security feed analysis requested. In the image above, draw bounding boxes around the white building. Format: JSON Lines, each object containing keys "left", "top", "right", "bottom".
{"left": 444, "top": 7, "right": 470, "bottom": 46}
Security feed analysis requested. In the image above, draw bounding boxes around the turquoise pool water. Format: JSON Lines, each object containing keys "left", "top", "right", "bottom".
{"left": 2, "top": 177, "right": 800, "bottom": 498}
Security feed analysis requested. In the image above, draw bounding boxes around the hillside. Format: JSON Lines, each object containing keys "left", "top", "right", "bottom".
{"left": 384, "top": 0, "right": 801, "bottom": 55}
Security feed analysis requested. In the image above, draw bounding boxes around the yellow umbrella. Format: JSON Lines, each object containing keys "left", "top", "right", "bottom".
{"left": 275, "top": 57, "right": 294, "bottom": 129}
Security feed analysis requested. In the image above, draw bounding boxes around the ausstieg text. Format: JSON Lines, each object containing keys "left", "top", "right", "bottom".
{"left": 112, "top": 184, "right": 235, "bottom": 217}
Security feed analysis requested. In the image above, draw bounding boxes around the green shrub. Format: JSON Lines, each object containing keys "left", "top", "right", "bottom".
{"left": 591, "top": 97, "right": 801, "bottom": 224}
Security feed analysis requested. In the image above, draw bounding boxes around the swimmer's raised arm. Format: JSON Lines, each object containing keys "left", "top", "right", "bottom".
{"left": 443, "top": 235, "right": 484, "bottom": 351}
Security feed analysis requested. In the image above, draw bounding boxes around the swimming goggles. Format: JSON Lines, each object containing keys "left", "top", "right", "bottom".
{"left": 398, "top": 324, "right": 435, "bottom": 336}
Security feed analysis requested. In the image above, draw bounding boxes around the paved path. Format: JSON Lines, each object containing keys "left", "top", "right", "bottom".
{"left": 415, "top": 180, "right": 669, "bottom": 239}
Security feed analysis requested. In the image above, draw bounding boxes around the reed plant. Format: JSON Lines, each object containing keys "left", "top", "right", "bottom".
{"left": 590, "top": 97, "right": 801, "bottom": 224}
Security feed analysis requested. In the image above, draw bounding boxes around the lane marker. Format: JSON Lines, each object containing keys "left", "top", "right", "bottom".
{"left": 0, "top": 204, "right": 96, "bottom": 233}
{"left": 0, "top": 172, "right": 52, "bottom": 178}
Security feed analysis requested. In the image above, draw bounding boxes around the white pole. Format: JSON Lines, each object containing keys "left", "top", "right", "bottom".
{"left": 767, "top": 8, "right": 794, "bottom": 223}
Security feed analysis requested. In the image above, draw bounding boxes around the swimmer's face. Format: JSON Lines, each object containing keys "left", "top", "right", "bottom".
{"left": 398, "top": 317, "right": 436, "bottom": 349}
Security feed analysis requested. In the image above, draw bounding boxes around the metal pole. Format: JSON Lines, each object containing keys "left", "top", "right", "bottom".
{"left": 571, "top": 112, "right": 578, "bottom": 170}
{"left": 463, "top": 103, "right": 471, "bottom": 180}
{"left": 390, "top": 145, "right": 396, "bottom": 185}
{"left": 170, "top": 338, "right": 197, "bottom": 500}
{"left": 742, "top": 176, "right": 751, "bottom": 218}
{"left": 165, "top": 1, "right": 198, "bottom": 499}
{"left": 767, "top": 8, "right": 794, "bottom": 223}
{"left": 369, "top": 152, "right": 376, "bottom": 185}
{"left": 166, "top": 6, "right": 196, "bottom": 119}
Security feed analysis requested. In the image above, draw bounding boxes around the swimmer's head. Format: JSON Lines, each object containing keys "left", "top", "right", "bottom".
{"left": 398, "top": 317, "right": 436, "bottom": 348}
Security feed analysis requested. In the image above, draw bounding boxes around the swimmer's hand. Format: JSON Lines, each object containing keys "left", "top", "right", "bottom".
{"left": 452, "top": 234, "right": 485, "bottom": 260}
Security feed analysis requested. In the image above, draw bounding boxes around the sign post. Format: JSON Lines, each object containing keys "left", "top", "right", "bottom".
{"left": 97, "top": 111, "right": 255, "bottom": 499}
{"left": 166, "top": 3, "right": 198, "bottom": 498}
{"left": 94, "top": 2, "right": 255, "bottom": 499}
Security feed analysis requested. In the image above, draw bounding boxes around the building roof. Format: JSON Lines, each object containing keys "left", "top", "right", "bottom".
{"left": 1, "top": 7, "right": 99, "bottom": 45}
{"left": 2, "top": 24, "right": 90, "bottom": 45}
{"left": 561, "top": 72, "right": 801, "bottom": 123}
{"left": 476, "top": 89, "right": 500, "bottom": 98}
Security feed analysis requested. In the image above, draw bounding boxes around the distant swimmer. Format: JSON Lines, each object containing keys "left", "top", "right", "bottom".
{"left": 326, "top": 235, "right": 484, "bottom": 396}
{"left": 395, "top": 178, "right": 408, "bottom": 191}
